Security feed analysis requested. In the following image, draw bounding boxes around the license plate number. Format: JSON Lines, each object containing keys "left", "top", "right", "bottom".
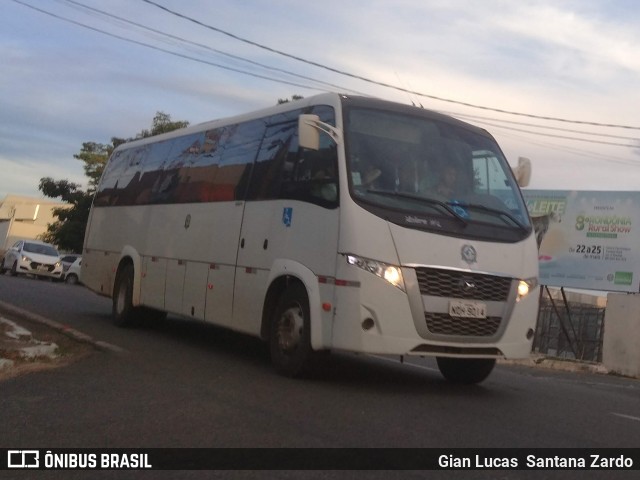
{"left": 449, "top": 300, "right": 487, "bottom": 319}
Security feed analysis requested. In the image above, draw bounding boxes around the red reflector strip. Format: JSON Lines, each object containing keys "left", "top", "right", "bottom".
{"left": 318, "top": 276, "right": 359, "bottom": 288}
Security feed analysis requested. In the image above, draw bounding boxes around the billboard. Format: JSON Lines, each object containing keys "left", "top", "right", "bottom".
{"left": 523, "top": 190, "right": 640, "bottom": 293}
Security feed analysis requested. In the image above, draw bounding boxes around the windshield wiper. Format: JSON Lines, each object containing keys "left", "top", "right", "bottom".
{"left": 366, "top": 189, "right": 468, "bottom": 226}
{"left": 456, "top": 202, "right": 529, "bottom": 232}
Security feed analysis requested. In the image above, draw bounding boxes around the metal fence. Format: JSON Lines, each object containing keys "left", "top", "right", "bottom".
{"left": 532, "top": 296, "right": 606, "bottom": 362}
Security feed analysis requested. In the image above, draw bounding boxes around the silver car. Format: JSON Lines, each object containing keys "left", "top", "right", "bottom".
{"left": 0, "top": 240, "right": 63, "bottom": 280}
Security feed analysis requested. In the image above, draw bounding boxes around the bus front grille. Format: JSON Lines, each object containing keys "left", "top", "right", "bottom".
{"left": 415, "top": 267, "right": 511, "bottom": 301}
{"left": 425, "top": 312, "right": 502, "bottom": 337}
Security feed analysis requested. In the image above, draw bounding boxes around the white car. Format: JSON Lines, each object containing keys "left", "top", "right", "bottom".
{"left": 0, "top": 239, "right": 63, "bottom": 280}
{"left": 63, "top": 257, "right": 82, "bottom": 285}
{"left": 60, "top": 253, "right": 82, "bottom": 273}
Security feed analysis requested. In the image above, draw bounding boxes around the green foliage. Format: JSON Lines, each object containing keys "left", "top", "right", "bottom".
{"left": 277, "top": 94, "right": 304, "bottom": 104}
{"left": 38, "top": 112, "right": 189, "bottom": 252}
{"left": 136, "top": 111, "right": 189, "bottom": 139}
{"left": 38, "top": 177, "right": 92, "bottom": 253}
{"left": 73, "top": 141, "right": 118, "bottom": 192}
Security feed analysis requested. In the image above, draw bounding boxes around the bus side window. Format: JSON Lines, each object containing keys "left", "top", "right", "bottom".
{"left": 248, "top": 112, "right": 299, "bottom": 201}
{"left": 222, "top": 120, "right": 266, "bottom": 201}
{"left": 277, "top": 145, "right": 338, "bottom": 208}
{"left": 240, "top": 105, "right": 337, "bottom": 208}
{"left": 282, "top": 106, "right": 338, "bottom": 208}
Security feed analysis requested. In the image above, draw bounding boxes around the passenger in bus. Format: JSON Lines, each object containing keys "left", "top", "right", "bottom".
{"left": 361, "top": 164, "right": 382, "bottom": 188}
{"left": 435, "top": 165, "right": 458, "bottom": 197}
{"left": 348, "top": 136, "right": 382, "bottom": 190}
{"left": 311, "top": 164, "right": 338, "bottom": 202}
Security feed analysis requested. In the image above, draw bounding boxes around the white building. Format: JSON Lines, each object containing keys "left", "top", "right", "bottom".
{"left": 0, "top": 195, "right": 69, "bottom": 253}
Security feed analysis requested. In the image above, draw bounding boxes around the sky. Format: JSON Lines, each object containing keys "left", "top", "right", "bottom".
{"left": 1, "top": 0, "right": 639, "bottom": 200}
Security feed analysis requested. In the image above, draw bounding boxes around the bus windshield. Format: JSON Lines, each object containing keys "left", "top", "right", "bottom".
{"left": 345, "top": 107, "right": 531, "bottom": 242}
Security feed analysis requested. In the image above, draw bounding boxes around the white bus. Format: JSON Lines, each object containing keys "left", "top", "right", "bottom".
{"left": 82, "top": 93, "right": 539, "bottom": 384}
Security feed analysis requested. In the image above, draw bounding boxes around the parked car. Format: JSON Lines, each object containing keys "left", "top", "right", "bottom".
{"left": 60, "top": 253, "right": 82, "bottom": 273}
{"left": 0, "top": 239, "right": 63, "bottom": 280}
{"left": 63, "top": 257, "right": 82, "bottom": 285}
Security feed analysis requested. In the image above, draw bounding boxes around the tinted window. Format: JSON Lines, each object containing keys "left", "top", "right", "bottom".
{"left": 247, "top": 105, "right": 338, "bottom": 208}
{"left": 94, "top": 108, "right": 339, "bottom": 207}
{"left": 345, "top": 105, "right": 530, "bottom": 242}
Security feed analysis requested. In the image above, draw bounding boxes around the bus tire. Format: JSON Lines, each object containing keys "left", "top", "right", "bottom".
{"left": 112, "top": 264, "right": 137, "bottom": 327}
{"left": 436, "top": 357, "right": 496, "bottom": 384}
{"left": 270, "top": 283, "right": 314, "bottom": 378}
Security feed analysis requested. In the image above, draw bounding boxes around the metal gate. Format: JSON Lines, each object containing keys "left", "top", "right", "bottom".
{"left": 532, "top": 288, "right": 606, "bottom": 362}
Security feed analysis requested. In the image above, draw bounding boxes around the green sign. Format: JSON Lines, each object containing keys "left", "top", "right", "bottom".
{"left": 524, "top": 190, "right": 640, "bottom": 293}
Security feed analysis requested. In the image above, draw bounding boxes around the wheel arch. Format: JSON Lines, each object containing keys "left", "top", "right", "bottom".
{"left": 260, "top": 259, "right": 330, "bottom": 351}
{"left": 114, "top": 246, "right": 142, "bottom": 306}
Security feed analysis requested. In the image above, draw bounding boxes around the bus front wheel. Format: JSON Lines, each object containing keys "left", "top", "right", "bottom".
{"left": 270, "top": 283, "right": 314, "bottom": 377}
{"left": 436, "top": 357, "right": 496, "bottom": 384}
{"left": 113, "top": 264, "right": 137, "bottom": 327}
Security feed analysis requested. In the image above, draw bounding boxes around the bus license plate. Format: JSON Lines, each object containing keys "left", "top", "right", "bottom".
{"left": 449, "top": 300, "right": 487, "bottom": 319}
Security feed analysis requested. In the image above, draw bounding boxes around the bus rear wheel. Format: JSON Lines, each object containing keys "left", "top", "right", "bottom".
{"left": 112, "top": 264, "right": 137, "bottom": 327}
{"left": 270, "top": 283, "right": 314, "bottom": 377}
{"left": 436, "top": 357, "right": 496, "bottom": 384}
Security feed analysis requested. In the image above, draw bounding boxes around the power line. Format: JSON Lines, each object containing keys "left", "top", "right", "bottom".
{"left": 462, "top": 119, "right": 638, "bottom": 148}
{"left": 11, "top": 0, "right": 640, "bottom": 162}
{"left": 140, "top": 0, "right": 640, "bottom": 131}
{"left": 442, "top": 110, "right": 640, "bottom": 143}
{"left": 494, "top": 129, "right": 640, "bottom": 167}
{"left": 59, "top": 0, "right": 368, "bottom": 96}
{"left": 12, "top": 0, "right": 332, "bottom": 93}
{"left": 56, "top": 0, "right": 640, "bottom": 150}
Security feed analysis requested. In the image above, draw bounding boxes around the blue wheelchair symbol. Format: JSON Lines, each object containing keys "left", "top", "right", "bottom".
{"left": 282, "top": 207, "right": 293, "bottom": 227}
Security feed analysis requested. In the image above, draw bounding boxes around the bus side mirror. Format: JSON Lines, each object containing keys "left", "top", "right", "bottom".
{"left": 299, "top": 114, "right": 321, "bottom": 151}
{"left": 513, "top": 157, "right": 532, "bottom": 188}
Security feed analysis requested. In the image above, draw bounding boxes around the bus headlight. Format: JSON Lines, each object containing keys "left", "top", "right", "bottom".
{"left": 517, "top": 277, "right": 538, "bottom": 301}
{"left": 346, "top": 254, "right": 405, "bottom": 292}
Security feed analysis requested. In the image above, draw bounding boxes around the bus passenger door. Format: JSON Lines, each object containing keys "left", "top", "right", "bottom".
{"left": 233, "top": 116, "right": 340, "bottom": 337}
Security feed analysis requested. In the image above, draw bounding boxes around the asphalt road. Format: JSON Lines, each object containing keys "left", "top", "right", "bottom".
{"left": 0, "top": 273, "right": 639, "bottom": 479}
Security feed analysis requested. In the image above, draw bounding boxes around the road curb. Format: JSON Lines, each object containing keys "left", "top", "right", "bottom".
{"left": 0, "top": 300, "right": 125, "bottom": 354}
{"left": 499, "top": 355, "right": 610, "bottom": 375}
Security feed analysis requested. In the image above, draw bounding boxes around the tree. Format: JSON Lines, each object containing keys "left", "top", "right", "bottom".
{"left": 38, "top": 178, "right": 92, "bottom": 253}
{"left": 135, "top": 111, "right": 189, "bottom": 139}
{"left": 73, "top": 141, "right": 120, "bottom": 192}
{"left": 277, "top": 94, "right": 304, "bottom": 104}
{"left": 39, "top": 112, "right": 189, "bottom": 252}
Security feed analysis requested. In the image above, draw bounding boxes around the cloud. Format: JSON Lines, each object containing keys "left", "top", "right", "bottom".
{"left": 1, "top": 0, "right": 639, "bottom": 200}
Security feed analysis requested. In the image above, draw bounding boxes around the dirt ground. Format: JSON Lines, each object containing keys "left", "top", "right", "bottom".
{"left": 0, "top": 316, "right": 96, "bottom": 381}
